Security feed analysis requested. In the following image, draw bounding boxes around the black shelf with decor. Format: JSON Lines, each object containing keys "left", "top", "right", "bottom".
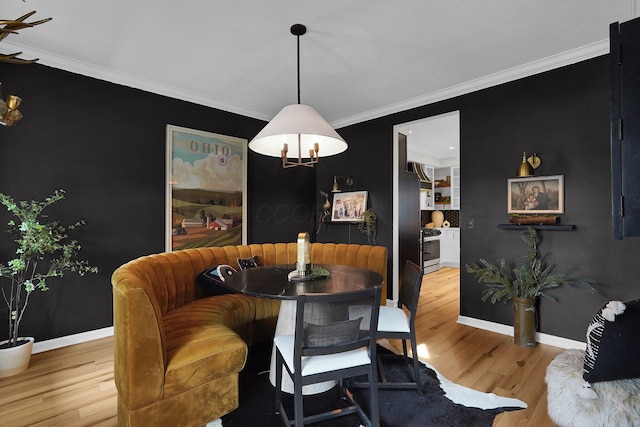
{"left": 496, "top": 224, "right": 576, "bottom": 231}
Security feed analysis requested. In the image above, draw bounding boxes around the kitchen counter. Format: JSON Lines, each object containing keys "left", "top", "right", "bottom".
{"left": 437, "top": 227, "right": 460, "bottom": 267}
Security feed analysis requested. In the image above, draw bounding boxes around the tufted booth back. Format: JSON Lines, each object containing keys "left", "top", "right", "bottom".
{"left": 113, "top": 243, "right": 388, "bottom": 317}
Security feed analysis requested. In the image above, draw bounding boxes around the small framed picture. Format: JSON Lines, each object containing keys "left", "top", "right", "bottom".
{"left": 331, "top": 191, "right": 368, "bottom": 222}
{"left": 508, "top": 175, "right": 564, "bottom": 214}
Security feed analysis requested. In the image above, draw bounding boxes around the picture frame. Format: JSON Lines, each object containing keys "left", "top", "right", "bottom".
{"left": 507, "top": 175, "right": 564, "bottom": 214}
{"left": 331, "top": 191, "right": 368, "bottom": 222}
{"left": 166, "top": 125, "right": 247, "bottom": 251}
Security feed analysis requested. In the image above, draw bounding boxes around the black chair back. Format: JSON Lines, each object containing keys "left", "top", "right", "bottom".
{"left": 295, "top": 287, "right": 381, "bottom": 359}
{"left": 399, "top": 260, "right": 424, "bottom": 323}
{"left": 275, "top": 286, "right": 382, "bottom": 426}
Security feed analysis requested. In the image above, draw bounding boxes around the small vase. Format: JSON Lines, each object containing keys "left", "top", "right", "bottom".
{"left": 0, "top": 337, "right": 35, "bottom": 378}
{"left": 513, "top": 298, "right": 537, "bottom": 347}
{"left": 432, "top": 210, "right": 444, "bottom": 227}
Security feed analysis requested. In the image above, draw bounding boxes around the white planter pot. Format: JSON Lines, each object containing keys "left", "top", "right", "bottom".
{"left": 0, "top": 337, "right": 34, "bottom": 378}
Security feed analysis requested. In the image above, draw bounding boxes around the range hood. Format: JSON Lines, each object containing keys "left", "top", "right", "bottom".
{"left": 407, "top": 161, "right": 431, "bottom": 184}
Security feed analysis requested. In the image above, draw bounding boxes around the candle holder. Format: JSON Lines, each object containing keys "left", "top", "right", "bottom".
{"left": 296, "top": 232, "right": 311, "bottom": 276}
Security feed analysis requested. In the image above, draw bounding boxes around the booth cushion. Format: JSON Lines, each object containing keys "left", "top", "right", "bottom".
{"left": 162, "top": 294, "right": 257, "bottom": 397}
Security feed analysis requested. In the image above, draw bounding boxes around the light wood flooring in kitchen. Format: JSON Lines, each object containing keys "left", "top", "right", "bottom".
{"left": 0, "top": 267, "right": 561, "bottom": 426}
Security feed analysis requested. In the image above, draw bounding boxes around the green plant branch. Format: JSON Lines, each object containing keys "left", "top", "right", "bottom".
{"left": 465, "top": 227, "right": 595, "bottom": 304}
{"left": 0, "top": 190, "right": 98, "bottom": 347}
{"left": 358, "top": 208, "right": 377, "bottom": 245}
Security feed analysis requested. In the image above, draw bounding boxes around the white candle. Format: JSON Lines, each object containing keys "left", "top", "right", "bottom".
{"left": 297, "top": 232, "right": 310, "bottom": 274}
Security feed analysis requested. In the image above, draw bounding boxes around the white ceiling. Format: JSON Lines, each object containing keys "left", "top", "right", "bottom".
{"left": 398, "top": 111, "right": 460, "bottom": 165}
{"left": 1, "top": 1, "right": 637, "bottom": 139}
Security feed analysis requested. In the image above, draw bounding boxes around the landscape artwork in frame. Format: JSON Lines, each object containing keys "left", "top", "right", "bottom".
{"left": 508, "top": 175, "right": 564, "bottom": 214}
{"left": 166, "top": 125, "right": 247, "bottom": 251}
{"left": 331, "top": 191, "right": 368, "bottom": 222}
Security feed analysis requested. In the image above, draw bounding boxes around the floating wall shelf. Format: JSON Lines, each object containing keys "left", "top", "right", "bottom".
{"left": 496, "top": 224, "right": 576, "bottom": 231}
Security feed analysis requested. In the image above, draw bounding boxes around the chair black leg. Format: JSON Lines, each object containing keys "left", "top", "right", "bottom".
{"left": 410, "top": 334, "right": 423, "bottom": 395}
{"left": 401, "top": 339, "right": 409, "bottom": 359}
{"left": 369, "top": 363, "right": 380, "bottom": 427}
{"left": 294, "top": 371, "right": 304, "bottom": 427}
{"left": 274, "top": 350, "right": 282, "bottom": 412}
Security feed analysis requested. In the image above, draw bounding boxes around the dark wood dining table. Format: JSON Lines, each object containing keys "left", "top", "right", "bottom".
{"left": 221, "top": 263, "right": 383, "bottom": 299}
{"left": 221, "top": 263, "right": 384, "bottom": 394}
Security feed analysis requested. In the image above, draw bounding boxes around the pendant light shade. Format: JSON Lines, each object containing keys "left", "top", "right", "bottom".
{"left": 248, "top": 104, "right": 347, "bottom": 159}
{"left": 249, "top": 24, "right": 348, "bottom": 168}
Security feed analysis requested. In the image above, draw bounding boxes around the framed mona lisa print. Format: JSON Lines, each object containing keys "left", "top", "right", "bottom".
{"left": 507, "top": 175, "right": 564, "bottom": 214}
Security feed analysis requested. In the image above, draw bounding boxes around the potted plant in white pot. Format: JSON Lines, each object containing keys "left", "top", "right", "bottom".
{"left": 465, "top": 227, "right": 595, "bottom": 347}
{"left": 0, "top": 189, "right": 98, "bottom": 377}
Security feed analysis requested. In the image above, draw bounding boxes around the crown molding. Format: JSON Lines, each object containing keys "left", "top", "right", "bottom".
{"left": 2, "top": 39, "right": 609, "bottom": 128}
{"left": 0, "top": 41, "right": 272, "bottom": 122}
{"left": 331, "top": 39, "right": 609, "bottom": 129}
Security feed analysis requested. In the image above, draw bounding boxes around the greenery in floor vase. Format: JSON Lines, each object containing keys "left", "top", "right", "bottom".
{"left": 0, "top": 190, "right": 98, "bottom": 348}
{"left": 465, "top": 226, "right": 595, "bottom": 303}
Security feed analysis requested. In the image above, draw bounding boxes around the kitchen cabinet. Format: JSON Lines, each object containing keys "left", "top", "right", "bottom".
{"left": 399, "top": 170, "right": 421, "bottom": 277}
{"left": 419, "top": 164, "right": 435, "bottom": 210}
{"left": 451, "top": 166, "right": 460, "bottom": 210}
{"left": 434, "top": 166, "right": 460, "bottom": 210}
{"left": 438, "top": 227, "right": 460, "bottom": 267}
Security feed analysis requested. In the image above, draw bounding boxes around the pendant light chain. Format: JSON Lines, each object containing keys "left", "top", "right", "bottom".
{"left": 297, "top": 30, "right": 301, "bottom": 104}
{"left": 291, "top": 24, "right": 306, "bottom": 104}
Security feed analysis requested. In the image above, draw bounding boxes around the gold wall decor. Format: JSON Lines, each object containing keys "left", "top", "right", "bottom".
{"left": 1, "top": 11, "right": 52, "bottom": 64}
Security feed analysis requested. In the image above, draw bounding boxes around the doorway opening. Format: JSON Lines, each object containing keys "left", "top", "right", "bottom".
{"left": 391, "top": 111, "right": 460, "bottom": 303}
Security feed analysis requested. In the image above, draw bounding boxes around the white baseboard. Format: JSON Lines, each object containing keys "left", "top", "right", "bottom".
{"left": 440, "top": 262, "right": 460, "bottom": 268}
{"left": 32, "top": 327, "right": 114, "bottom": 354}
{"left": 457, "top": 316, "right": 586, "bottom": 350}
{"left": 30, "top": 316, "right": 585, "bottom": 355}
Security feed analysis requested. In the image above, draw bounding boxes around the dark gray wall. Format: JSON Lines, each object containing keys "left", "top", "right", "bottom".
{"left": 314, "top": 117, "right": 395, "bottom": 292}
{"left": 0, "top": 52, "right": 635, "bottom": 343}
{"left": 459, "top": 56, "right": 637, "bottom": 341}
{"left": 336, "top": 54, "right": 638, "bottom": 342}
{"left": 0, "top": 63, "right": 315, "bottom": 341}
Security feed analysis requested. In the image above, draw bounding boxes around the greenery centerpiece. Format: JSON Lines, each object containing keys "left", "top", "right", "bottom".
{"left": 465, "top": 227, "right": 594, "bottom": 346}
{"left": 0, "top": 190, "right": 98, "bottom": 351}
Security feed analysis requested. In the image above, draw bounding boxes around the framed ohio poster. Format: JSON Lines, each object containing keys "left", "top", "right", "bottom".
{"left": 166, "top": 125, "right": 247, "bottom": 251}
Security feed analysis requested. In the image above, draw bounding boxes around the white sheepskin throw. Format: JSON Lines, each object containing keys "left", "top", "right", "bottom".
{"left": 545, "top": 349, "right": 640, "bottom": 427}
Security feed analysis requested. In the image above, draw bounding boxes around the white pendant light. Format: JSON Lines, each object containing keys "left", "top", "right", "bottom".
{"left": 248, "top": 24, "right": 347, "bottom": 168}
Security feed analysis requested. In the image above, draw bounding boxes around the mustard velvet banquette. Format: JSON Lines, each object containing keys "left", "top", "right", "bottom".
{"left": 112, "top": 242, "right": 388, "bottom": 427}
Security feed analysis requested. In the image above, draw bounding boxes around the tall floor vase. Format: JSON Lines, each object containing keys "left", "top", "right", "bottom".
{"left": 513, "top": 297, "right": 537, "bottom": 347}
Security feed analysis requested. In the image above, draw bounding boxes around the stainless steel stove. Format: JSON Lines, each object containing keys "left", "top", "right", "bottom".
{"left": 421, "top": 228, "right": 442, "bottom": 274}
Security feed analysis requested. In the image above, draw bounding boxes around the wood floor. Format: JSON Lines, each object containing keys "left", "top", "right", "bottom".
{"left": 0, "top": 267, "right": 561, "bottom": 426}
{"left": 389, "top": 267, "right": 562, "bottom": 427}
